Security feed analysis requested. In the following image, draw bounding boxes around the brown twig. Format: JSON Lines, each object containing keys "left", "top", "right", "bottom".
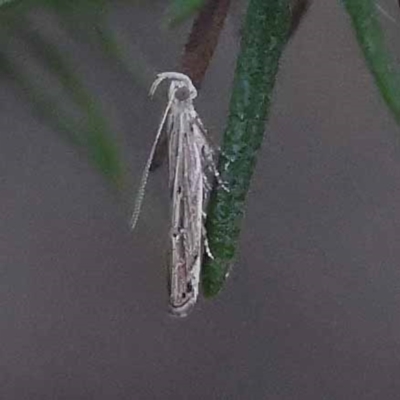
{"left": 180, "top": 0, "right": 231, "bottom": 89}
{"left": 150, "top": 0, "right": 231, "bottom": 171}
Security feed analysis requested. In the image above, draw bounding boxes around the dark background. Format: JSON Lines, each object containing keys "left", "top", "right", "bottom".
{"left": 1, "top": 0, "right": 400, "bottom": 398}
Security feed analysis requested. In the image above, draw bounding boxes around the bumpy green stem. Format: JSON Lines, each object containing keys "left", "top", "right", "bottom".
{"left": 202, "top": 0, "right": 291, "bottom": 296}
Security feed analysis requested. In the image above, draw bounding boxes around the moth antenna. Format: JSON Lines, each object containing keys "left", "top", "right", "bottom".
{"left": 133, "top": 72, "right": 194, "bottom": 230}
{"left": 130, "top": 95, "right": 174, "bottom": 230}
{"left": 149, "top": 74, "right": 167, "bottom": 97}
{"left": 150, "top": 72, "right": 197, "bottom": 98}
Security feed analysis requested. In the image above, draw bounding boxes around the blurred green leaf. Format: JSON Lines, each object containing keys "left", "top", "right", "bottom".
{"left": 0, "top": 11, "right": 125, "bottom": 188}
{"left": 22, "top": 25, "right": 124, "bottom": 187}
{"left": 0, "top": 48, "right": 83, "bottom": 145}
{"left": 0, "top": 0, "right": 162, "bottom": 191}
{"left": 343, "top": 0, "right": 400, "bottom": 131}
{"left": 168, "top": 0, "right": 204, "bottom": 26}
{"left": 0, "top": 0, "right": 15, "bottom": 6}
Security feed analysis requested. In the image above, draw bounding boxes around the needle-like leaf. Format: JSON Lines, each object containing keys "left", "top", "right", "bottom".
{"left": 202, "top": 0, "right": 291, "bottom": 297}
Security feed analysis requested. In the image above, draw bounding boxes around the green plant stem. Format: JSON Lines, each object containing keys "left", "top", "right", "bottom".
{"left": 343, "top": 0, "right": 400, "bottom": 127}
{"left": 202, "top": 0, "right": 291, "bottom": 297}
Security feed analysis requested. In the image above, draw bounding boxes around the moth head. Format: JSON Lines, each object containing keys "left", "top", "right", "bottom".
{"left": 170, "top": 79, "right": 197, "bottom": 103}
{"left": 150, "top": 72, "right": 198, "bottom": 101}
{"left": 174, "top": 86, "right": 191, "bottom": 102}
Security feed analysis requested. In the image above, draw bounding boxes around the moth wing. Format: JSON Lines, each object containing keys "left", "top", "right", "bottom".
{"left": 168, "top": 110, "right": 204, "bottom": 317}
{"left": 191, "top": 114, "right": 221, "bottom": 197}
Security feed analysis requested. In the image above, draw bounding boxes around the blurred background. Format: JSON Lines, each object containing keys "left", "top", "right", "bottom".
{"left": 1, "top": 0, "right": 400, "bottom": 398}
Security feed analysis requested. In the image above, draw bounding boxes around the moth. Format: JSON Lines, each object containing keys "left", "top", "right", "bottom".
{"left": 131, "top": 72, "right": 222, "bottom": 317}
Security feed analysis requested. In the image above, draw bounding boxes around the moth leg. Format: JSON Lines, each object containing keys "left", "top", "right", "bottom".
{"left": 212, "top": 146, "right": 235, "bottom": 180}
{"left": 191, "top": 114, "right": 229, "bottom": 192}
{"left": 203, "top": 230, "right": 214, "bottom": 260}
{"left": 202, "top": 151, "right": 229, "bottom": 192}
{"left": 203, "top": 174, "right": 212, "bottom": 192}
{"left": 198, "top": 208, "right": 214, "bottom": 259}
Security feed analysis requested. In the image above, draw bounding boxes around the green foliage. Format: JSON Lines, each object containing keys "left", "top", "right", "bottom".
{"left": 202, "top": 0, "right": 400, "bottom": 297}
{"left": 343, "top": 0, "right": 400, "bottom": 129}
{"left": 202, "top": 0, "right": 291, "bottom": 297}
{"left": 0, "top": 0, "right": 124, "bottom": 188}
{"left": 167, "top": 0, "right": 204, "bottom": 26}
{"left": 0, "top": 0, "right": 15, "bottom": 6}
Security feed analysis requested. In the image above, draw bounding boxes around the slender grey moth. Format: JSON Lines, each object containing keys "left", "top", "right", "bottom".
{"left": 131, "top": 72, "right": 223, "bottom": 317}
